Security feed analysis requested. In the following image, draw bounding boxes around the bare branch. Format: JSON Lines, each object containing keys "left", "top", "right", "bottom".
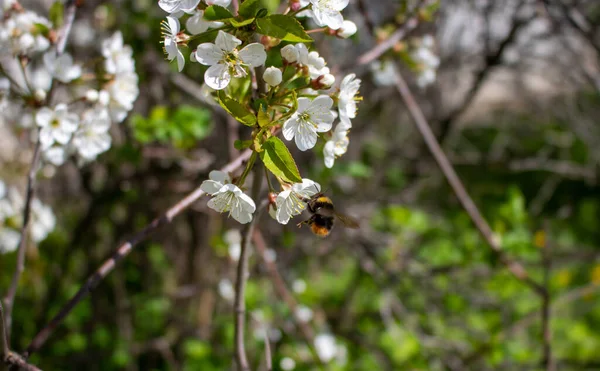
{"left": 1, "top": 302, "right": 42, "bottom": 370}
{"left": 233, "top": 166, "right": 263, "bottom": 371}
{"left": 3, "top": 139, "right": 41, "bottom": 338}
{"left": 541, "top": 224, "right": 555, "bottom": 371}
{"left": 392, "top": 68, "right": 546, "bottom": 295}
{"left": 253, "top": 231, "right": 323, "bottom": 365}
{"left": 24, "top": 149, "right": 252, "bottom": 357}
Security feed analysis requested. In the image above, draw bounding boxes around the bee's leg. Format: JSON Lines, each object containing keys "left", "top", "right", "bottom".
{"left": 296, "top": 216, "right": 314, "bottom": 228}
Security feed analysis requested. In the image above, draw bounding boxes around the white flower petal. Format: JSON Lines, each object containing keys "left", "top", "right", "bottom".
{"left": 167, "top": 16, "right": 180, "bottom": 34}
{"left": 282, "top": 118, "right": 298, "bottom": 141}
{"left": 204, "top": 64, "right": 231, "bottom": 90}
{"left": 209, "top": 170, "right": 230, "bottom": 183}
{"left": 195, "top": 43, "right": 224, "bottom": 65}
{"left": 295, "top": 125, "right": 317, "bottom": 151}
{"left": 215, "top": 30, "right": 241, "bottom": 52}
{"left": 201, "top": 180, "right": 224, "bottom": 195}
{"left": 239, "top": 43, "right": 267, "bottom": 67}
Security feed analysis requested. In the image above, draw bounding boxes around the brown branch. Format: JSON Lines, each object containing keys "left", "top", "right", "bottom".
{"left": 3, "top": 139, "right": 41, "bottom": 338}
{"left": 355, "top": 4, "right": 424, "bottom": 67}
{"left": 541, "top": 225, "right": 555, "bottom": 371}
{"left": 233, "top": 166, "right": 263, "bottom": 371}
{"left": 24, "top": 149, "right": 252, "bottom": 357}
{"left": 253, "top": 231, "right": 323, "bottom": 365}
{"left": 56, "top": 0, "right": 78, "bottom": 55}
{"left": 392, "top": 69, "right": 546, "bottom": 295}
{"left": 1, "top": 302, "right": 42, "bottom": 370}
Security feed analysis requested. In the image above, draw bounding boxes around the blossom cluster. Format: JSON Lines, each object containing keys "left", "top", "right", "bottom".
{"left": 0, "top": 180, "right": 55, "bottom": 254}
{"left": 410, "top": 35, "right": 440, "bottom": 88}
{"left": 156, "top": 0, "right": 361, "bottom": 225}
{"left": 0, "top": 21, "right": 139, "bottom": 167}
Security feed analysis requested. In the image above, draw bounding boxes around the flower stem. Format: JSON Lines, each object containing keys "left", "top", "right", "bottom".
{"left": 233, "top": 165, "right": 263, "bottom": 371}
{"left": 3, "top": 135, "right": 42, "bottom": 339}
{"left": 237, "top": 151, "right": 258, "bottom": 187}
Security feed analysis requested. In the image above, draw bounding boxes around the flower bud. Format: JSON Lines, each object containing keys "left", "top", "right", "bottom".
{"left": 281, "top": 44, "right": 299, "bottom": 63}
{"left": 337, "top": 20, "right": 357, "bottom": 39}
{"left": 34, "top": 88, "right": 46, "bottom": 102}
{"left": 313, "top": 73, "right": 335, "bottom": 89}
{"left": 98, "top": 90, "right": 110, "bottom": 106}
{"left": 263, "top": 67, "right": 282, "bottom": 86}
{"left": 85, "top": 89, "right": 99, "bottom": 102}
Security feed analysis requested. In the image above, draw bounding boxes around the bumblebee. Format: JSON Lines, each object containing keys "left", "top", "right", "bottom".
{"left": 297, "top": 193, "right": 359, "bottom": 237}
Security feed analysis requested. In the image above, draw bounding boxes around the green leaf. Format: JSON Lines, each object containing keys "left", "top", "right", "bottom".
{"left": 257, "top": 107, "right": 271, "bottom": 127}
{"left": 49, "top": 1, "right": 64, "bottom": 28}
{"left": 204, "top": 5, "right": 234, "bottom": 20}
{"left": 238, "top": 0, "right": 262, "bottom": 19}
{"left": 285, "top": 76, "right": 310, "bottom": 90}
{"left": 234, "top": 139, "right": 253, "bottom": 150}
{"left": 217, "top": 91, "right": 257, "bottom": 126}
{"left": 260, "top": 136, "right": 302, "bottom": 183}
{"left": 256, "top": 15, "right": 313, "bottom": 42}
{"left": 230, "top": 18, "right": 255, "bottom": 27}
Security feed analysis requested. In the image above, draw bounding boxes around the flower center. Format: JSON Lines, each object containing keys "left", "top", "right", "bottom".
{"left": 316, "top": 0, "right": 335, "bottom": 11}
{"left": 298, "top": 112, "right": 318, "bottom": 129}
{"left": 50, "top": 118, "right": 60, "bottom": 128}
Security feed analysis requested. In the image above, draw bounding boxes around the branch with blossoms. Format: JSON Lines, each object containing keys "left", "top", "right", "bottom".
{"left": 0, "top": 0, "right": 139, "bottom": 358}
{"left": 158, "top": 0, "right": 361, "bottom": 367}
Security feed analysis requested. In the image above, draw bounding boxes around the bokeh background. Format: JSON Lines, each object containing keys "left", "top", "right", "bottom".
{"left": 2, "top": 0, "right": 600, "bottom": 370}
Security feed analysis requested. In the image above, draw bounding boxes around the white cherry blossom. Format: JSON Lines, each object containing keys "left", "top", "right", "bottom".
{"left": 283, "top": 95, "right": 334, "bottom": 151}
{"left": 201, "top": 170, "right": 256, "bottom": 224}
{"left": 323, "top": 123, "right": 349, "bottom": 168}
{"left": 102, "top": 31, "right": 135, "bottom": 74}
{"left": 0, "top": 10, "right": 51, "bottom": 56}
{"left": 102, "top": 71, "right": 139, "bottom": 123}
{"left": 30, "top": 198, "right": 56, "bottom": 242}
{"left": 337, "top": 73, "right": 361, "bottom": 126}
{"left": 43, "top": 145, "right": 68, "bottom": 166}
{"left": 275, "top": 179, "right": 321, "bottom": 224}
{"left": 36, "top": 104, "right": 79, "bottom": 149}
{"left": 186, "top": 10, "right": 213, "bottom": 35}
{"left": 158, "top": 0, "right": 200, "bottom": 14}
{"left": 309, "top": 0, "right": 349, "bottom": 30}
{"left": 162, "top": 16, "right": 185, "bottom": 72}
{"left": 205, "top": 0, "right": 232, "bottom": 6}
{"left": 43, "top": 51, "right": 82, "bottom": 83}
{"left": 195, "top": 31, "right": 266, "bottom": 90}
{"left": 72, "top": 107, "right": 112, "bottom": 162}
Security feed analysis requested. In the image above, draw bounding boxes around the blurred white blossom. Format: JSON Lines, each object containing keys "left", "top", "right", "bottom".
{"left": 218, "top": 278, "right": 235, "bottom": 301}
{"left": 0, "top": 10, "right": 51, "bottom": 56}
{"left": 72, "top": 107, "right": 112, "bottom": 163}
{"left": 43, "top": 51, "right": 82, "bottom": 83}
{"left": 0, "top": 182, "right": 55, "bottom": 253}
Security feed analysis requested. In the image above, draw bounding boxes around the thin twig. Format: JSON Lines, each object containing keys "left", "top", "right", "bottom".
{"left": 3, "top": 139, "right": 42, "bottom": 338}
{"left": 392, "top": 69, "right": 546, "bottom": 295}
{"left": 263, "top": 326, "right": 272, "bottom": 371}
{"left": 24, "top": 149, "right": 252, "bottom": 357}
{"left": 1, "top": 302, "right": 42, "bottom": 370}
{"left": 541, "top": 224, "right": 554, "bottom": 371}
{"left": 355, "top": 10, "right": 421, "bottom": 67}
{"left": 233, "top": 167, "right": 263, "bottom": 371}
{"left": 0, "top": 302, "right": 8, "bottom": 359}
{"left": 56, "top": 0, "right": 77, "bottom": 55}
{"left": 253, "top": 231, "right": 323, "bottom": 365}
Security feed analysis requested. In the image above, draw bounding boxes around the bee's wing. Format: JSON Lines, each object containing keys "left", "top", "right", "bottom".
{"left": 334, "top": 212, "right": 360, "bottom": 229}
